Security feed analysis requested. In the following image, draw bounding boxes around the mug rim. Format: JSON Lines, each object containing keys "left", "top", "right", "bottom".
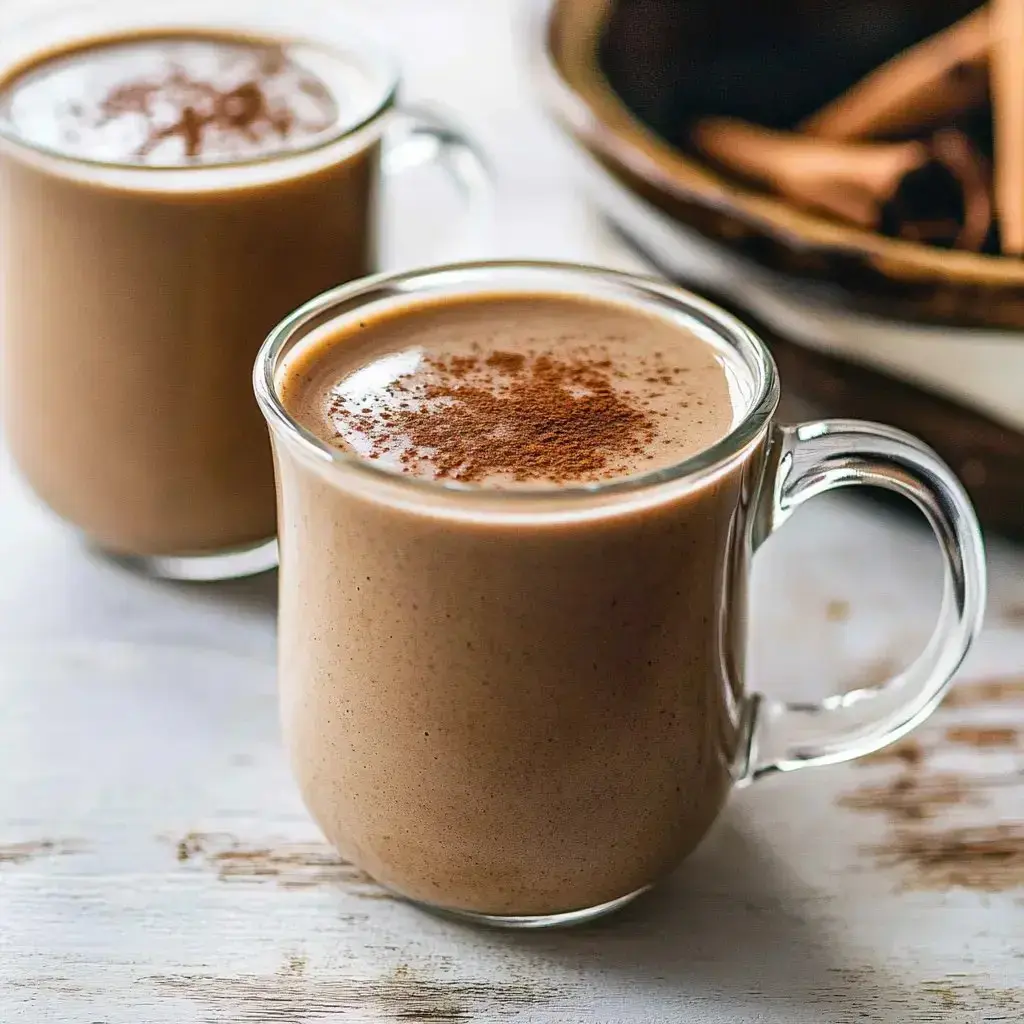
{"left": 0, "top": 0, "right": 400, "bottom": 173}
{"left": 253, "top": 259, "right": 782, "bottom": 505}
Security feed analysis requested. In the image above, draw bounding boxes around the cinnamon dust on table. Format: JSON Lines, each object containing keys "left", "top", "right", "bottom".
{"left": 942, "top": 675, "right": 1024, "bottom": 707}
{"left": 840, "top": 670, "right": 1024, "bottom": 891}
{"left": 857, "top": 737, "right": 925, "bottom": 768}
{"left": 838, "top": 772, "right": 976, "bottom": 822}
{"left": 944, "top": 725, "right": 1019, "bottom": 748}
{"left": 332, "top": 349, "right": 658, "bottom": 483}
{"left": 873, "top": 824, "right": 1024, "bottom": 892}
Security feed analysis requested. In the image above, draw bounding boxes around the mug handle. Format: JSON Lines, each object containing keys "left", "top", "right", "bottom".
{"left": 737, "top": 420, "right": 987, "bottom": 783}
{"left": 381, "top": 103, "right": 493, "bottom": 262}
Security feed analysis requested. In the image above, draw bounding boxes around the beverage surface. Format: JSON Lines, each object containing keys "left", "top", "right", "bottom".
{"left": 280, "top": 292, "right": 742, "bottom": 486}
{"left": 0, "top": 31, "right": 352, "bottom": 166}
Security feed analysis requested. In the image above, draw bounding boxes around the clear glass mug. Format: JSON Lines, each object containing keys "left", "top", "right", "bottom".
{"left": 0, "top": 0, "right": 488, "bottom": 581}
{"left": 254, "top": 261, "right": 986, "bottom": 928}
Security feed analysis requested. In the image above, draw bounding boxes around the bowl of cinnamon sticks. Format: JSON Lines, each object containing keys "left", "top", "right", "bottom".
{"left": 534, "top": 0, "right": 1024, "bottom": 536}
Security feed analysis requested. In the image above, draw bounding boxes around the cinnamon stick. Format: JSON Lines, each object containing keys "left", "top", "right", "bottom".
{"left": 695, "top": 117, "right": 992, "bottom": 250}
{"left": 801, "top": 6, "right": 990, "bottom": 140}
{"left": 888, "top": 129, "right": 993, "bottom": 252}
{"left": 992, "top": 0, "right": 1024, "bottom": 253}
{"left": 696, "top": 118, "right": 928, "bottom": 227}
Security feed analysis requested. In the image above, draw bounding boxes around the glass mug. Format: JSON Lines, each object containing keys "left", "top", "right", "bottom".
{"left": 254, "top": 261, "right": 986, "bottom": 928}
{"left": 0, "top": 0, "right": 488, "bottom": 581}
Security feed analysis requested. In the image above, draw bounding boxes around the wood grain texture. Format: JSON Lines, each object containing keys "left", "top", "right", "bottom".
{"left": 4, "top": 474, "right": 1024, "bottom": 1023}
{"left": 3, "top": 1, "right": 1024, "bottom": 1021}
{"left": 3, "top": 629, "right": 1024, "bottom": 1024}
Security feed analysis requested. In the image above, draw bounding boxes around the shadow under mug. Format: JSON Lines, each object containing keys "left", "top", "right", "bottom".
{"left": 254, "top": 260, "right": 987, "bottom": 928}
{"left": 0, "top": 0, "right": 489, "bottom": 581}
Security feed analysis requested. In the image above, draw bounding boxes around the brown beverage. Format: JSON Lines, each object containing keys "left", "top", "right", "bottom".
{"left": 273, "top": 290, "right": 754, "bottom": 916}
{"left": 259, "top": 262, "right": 985, "bottom": 927}
{"left": 0, "top": 29, "right": 380, "bottom": 562}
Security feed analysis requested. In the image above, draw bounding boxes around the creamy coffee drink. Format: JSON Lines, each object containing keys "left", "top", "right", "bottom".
{"left": 0, "top": 29, "right": 380, "bottom": 559}
{"left": 284, "top": 294, "right": 736, "bottom": 483}
{"left": 271, "top": 290, "right": 759, "bottom": 915}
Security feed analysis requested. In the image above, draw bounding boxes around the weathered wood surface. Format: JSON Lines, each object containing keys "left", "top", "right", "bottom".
{"left": 3, "top": 1, "right": 1024, "bottom": 1020}
{"left": 3, "top": 484, "right": 1024, "bottom": 1024}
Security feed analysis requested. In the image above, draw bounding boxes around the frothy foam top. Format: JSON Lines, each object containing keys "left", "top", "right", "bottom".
{"left": 0, "top": 32, "right": 368, "bottom": 167}
{"left": 280, "top": 293, "right": 746, "bottom": 487}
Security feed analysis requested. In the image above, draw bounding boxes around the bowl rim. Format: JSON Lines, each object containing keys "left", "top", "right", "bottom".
{"left": 533, "top": 0, "right": 1024, "bottom": 288}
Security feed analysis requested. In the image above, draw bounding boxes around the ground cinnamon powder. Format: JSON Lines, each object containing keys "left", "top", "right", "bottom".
{"left": 96, "top": 44, "right": 331, "bottom": 160}
{"left": 331, "top": 349, "right": 658, "bottom": 483}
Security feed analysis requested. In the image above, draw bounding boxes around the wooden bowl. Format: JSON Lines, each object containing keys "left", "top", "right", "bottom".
{"left": 532, "top": 0, "right": 1024, "bottom": 537}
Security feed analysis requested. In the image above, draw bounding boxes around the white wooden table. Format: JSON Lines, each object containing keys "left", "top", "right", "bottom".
{"left": 3, "top": 1, "right": 1024, "bottom": 1020}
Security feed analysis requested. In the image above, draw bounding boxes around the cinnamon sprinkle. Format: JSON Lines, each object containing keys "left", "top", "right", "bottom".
{"left": 90, "top": 41, "right": 335, "bottom": 161}
{"left": 330, "top": 350, "right": 657, "bottom": 484}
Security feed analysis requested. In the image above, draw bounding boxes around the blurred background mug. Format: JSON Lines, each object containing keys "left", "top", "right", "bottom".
{"left": 0, "top": 0, "right": 489, "bottom": 580}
